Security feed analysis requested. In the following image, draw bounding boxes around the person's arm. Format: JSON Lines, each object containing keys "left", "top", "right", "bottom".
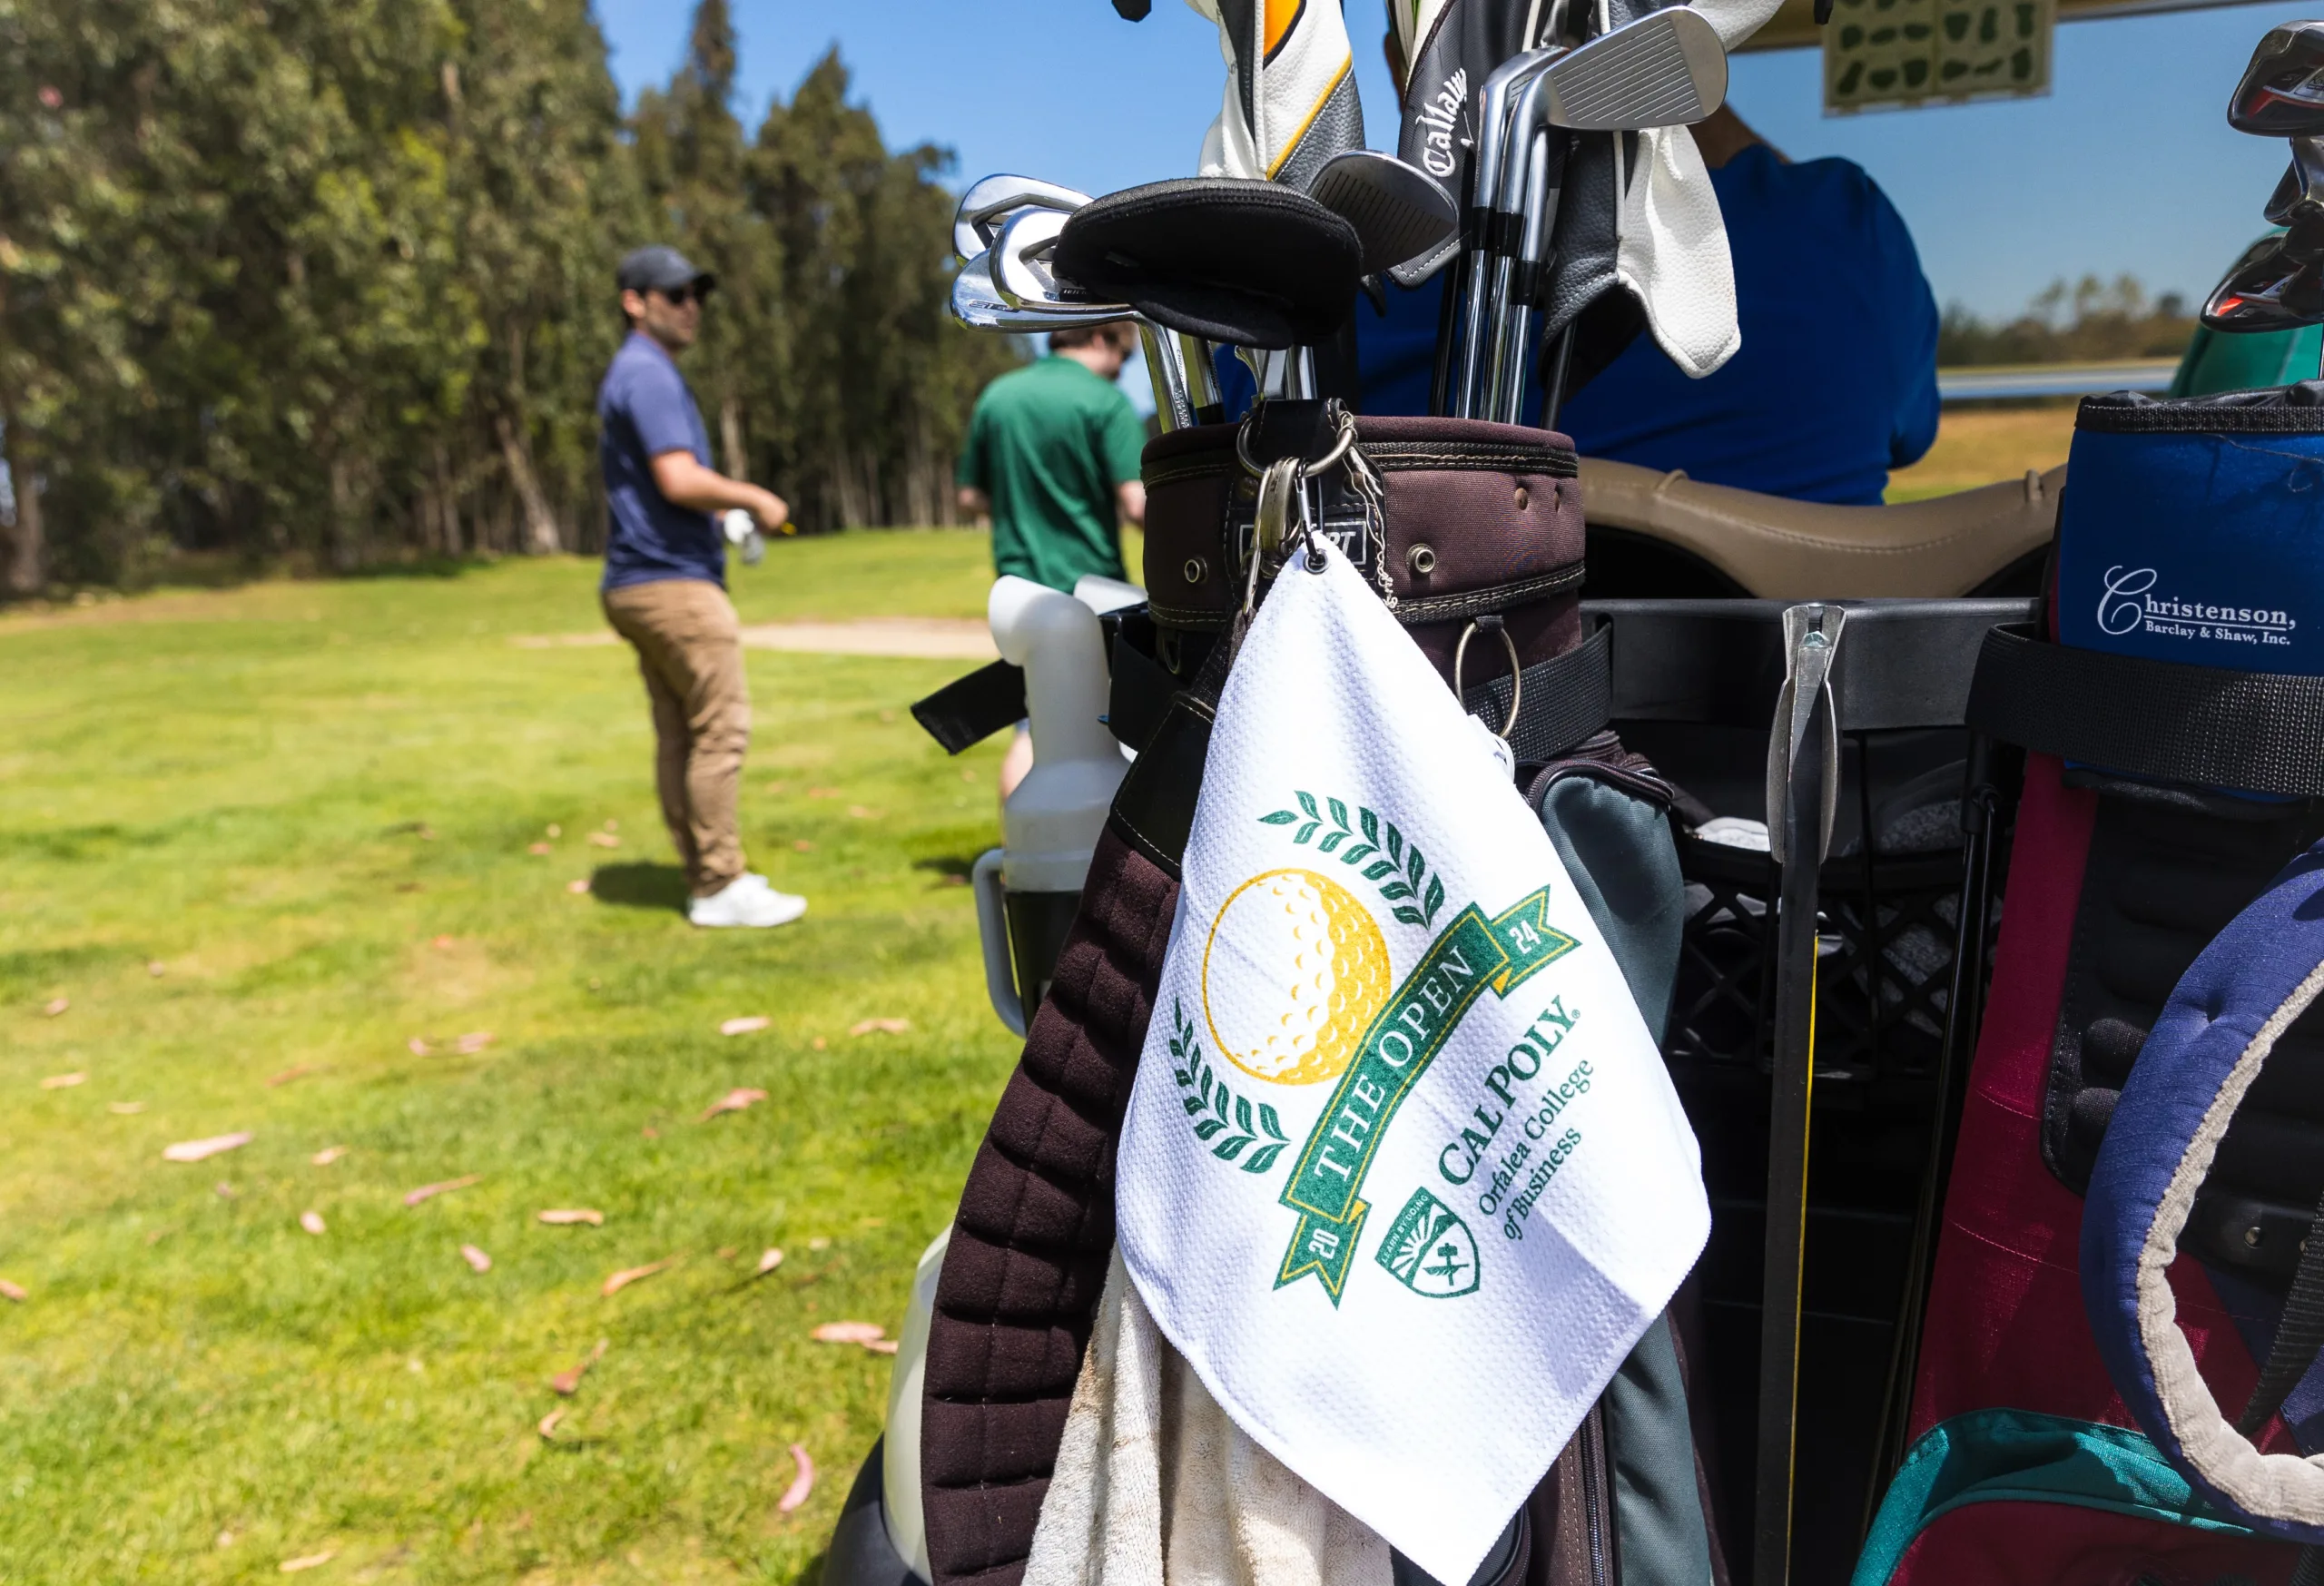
{"left": 1103, "top": 399, "right": 1148, "bottom": 529}
{"left": 958, "top": 485, "right": 990, "bottom": 517}
{"left": 1115, "top": 480, "right": 1146, "bottom": 527}
{"left": 650, "top": 451, "right": 789, "bottom": 531}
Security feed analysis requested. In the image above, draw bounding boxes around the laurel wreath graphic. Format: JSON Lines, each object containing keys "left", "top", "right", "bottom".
{"left": 1256, "top": 792, "right": 1446, "bottom": 928}
{"left": 1167, "top": 1000, "right": 1290, "bottom": 1174}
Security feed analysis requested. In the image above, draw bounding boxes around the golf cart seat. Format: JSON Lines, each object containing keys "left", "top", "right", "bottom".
{"left": 1577, "top": 457, "right": 2062, "bottom": 599}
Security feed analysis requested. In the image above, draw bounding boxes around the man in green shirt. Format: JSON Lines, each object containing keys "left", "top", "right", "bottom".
{"left": 957, "top": 321, "right": 1148, "bottom": 592}
{"left": 957, "top": 321, "right": 1149, "bottom": 795}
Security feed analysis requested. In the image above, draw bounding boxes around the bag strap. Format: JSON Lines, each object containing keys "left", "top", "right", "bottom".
{"left": 1965, "top": 624, "right": 2324, "bottom": 798}
{"left": 2239, "top": 1186, "right": 2324, "bottom": 1440}
{"left": 909, "top": 659, "right": 1026, "bottom": 754}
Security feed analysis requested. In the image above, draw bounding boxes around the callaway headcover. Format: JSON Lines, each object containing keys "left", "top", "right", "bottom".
{"left": 2083, "top": 839, "right": 2324, "bottom": 1542}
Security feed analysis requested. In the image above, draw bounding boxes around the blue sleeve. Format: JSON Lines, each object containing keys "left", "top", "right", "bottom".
{"left": 1871, "top": 183, "right": 1942, "bottom": 470}
{"left": 621, "top": 359, "right": 704, "bottom": 460}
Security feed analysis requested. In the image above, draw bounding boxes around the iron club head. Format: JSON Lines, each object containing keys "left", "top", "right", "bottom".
{"left": 951, "top": 174, "right": 1093, "bottom": 264}
{"left": 1305, "top": 151, "right": 1460, "bottom": 276}
{"left": 1536, "top": 6, "right": 1728, "bottom": 133}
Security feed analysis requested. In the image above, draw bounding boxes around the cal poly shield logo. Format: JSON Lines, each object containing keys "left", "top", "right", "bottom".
{"left": 1377, "top": 1187, "right": 1480, "bottom": 1298}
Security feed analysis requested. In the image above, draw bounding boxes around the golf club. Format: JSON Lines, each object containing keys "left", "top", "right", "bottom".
{"left": 2230, "top": 20, "right": 2324, "bottom": 137}
{"left": 1474, "top": 6, "right": 1727, "bottom": 421}
{"left": 952, "top": 174, "right": 1093, "bottom": 264}
{"left": 2266, "top": 135, "right": 2324, "bottom": 228}
{"left": 1305, "top": 151, "right": 1460, "bottom": 276}
{"left": 1450, "top": 46, "right": 1562, "bottom": 417}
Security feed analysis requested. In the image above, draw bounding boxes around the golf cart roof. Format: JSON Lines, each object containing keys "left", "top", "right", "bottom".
{"left": 1741, "top": 0, "right": 2277, "bottom": 51}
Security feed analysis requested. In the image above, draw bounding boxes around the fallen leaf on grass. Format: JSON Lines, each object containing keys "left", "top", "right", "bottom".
{"left": 408, "top": 1037, "right": 431, "bottom": 1056}
{"left": 403, "top": 1175, "right": 480, "bottom": 1207}
{"left": 537, "top": 1208, "right": 604, "bottom": 1226}
{"left": 310, "top": 1146, "right": 348, "bottom": 1167}
{"left": 849, "top": 1019, "right": 910, "bottom": 1037}
{"left": 147, "top": 960, "right": 166, "bottom": 977}
{"left": 109, "top": 1101, "right": 145, "bottom": 1115}
{"left": 0, "top": 1279, "right": 25, "bottom": 1303}
{"left": 163, "top": 1132, "right": 251, "bottom": 1164}
{"left": 810, "top": 1321, "right": 887, "bottom": 1345}
{"left": 549, "top": 1338, "right": 607, "bottom": 1394}
{"left": 807, "top": 787, "right": 841, "bottom": 800}
{"left": 755, "top": 1247, "right": 785, "bottom": 1276}
{"left": 300, "top": 1211, "right": 326, "bottom": 1236}
{"left": 278, "top": 1549, "right": 335, "bottom": 1573}
{"left": 454, "top": 1031, "right": 493, "bottom": 1055}
{"left": 431, "top": 935, "right": 457, "bottom": 951}
{"left": 778, "top": 1445, "right": 816, "bottom": 1512}
{"left": 537, "top": 1408, "right": 563, "bottom": 1439}
{"left": 793, "top": 839, "right": 813, "bottom": 852}
{"left": 566, "top": 879, "right": 591, "bottom": 895}
{"left": 641, "top": 1125, "right": 659, "bottom": 1138}
{"left": 699, "top": 1088, "right": 767, "bottom": 1122}
{"left": 719, "top": 1016, "right": 770, "bottom": 1037}
{"left": 460, "top": 1244, "right": 492, "bottom": 1273}
{"left": 215, "top": 1182, "right": 237, "bottom": 1198}
{"left": 864, "top": 1339, "right": 901, "bottom": 1355}
{"left": 847, "top": 805, "right": 875, "bottom": 819}
{"left": 39, "top": 1072, "right": 85, "bottom": 1089}
{"left": 586, "top": 832, "right": 620, "bottom": 849}
{"left": 266, "top": 1064, "right": 317, "bottom": 1089}
{"left": 546, "top": 823, "right": 562, "bottom": 838}
{"left": 43, "top": 997, "right": 68, "bottom": 1017}
{"left": 527, "top": 842, "right": 552, "bottom": 856}
{"left": 602, "top": 1256, "right": 677, "bottom": 1296}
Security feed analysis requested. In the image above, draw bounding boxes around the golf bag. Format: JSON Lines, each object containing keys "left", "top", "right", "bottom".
{"left": 917, "top": 407, "right": 1727, "bottom": 1586}
{"left": 1861, "top": 387, "right": 2324, "bottom": 1584}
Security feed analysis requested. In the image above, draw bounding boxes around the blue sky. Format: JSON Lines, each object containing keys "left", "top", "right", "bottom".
{"left": 595, "top": 0, "right": 2291, "bottom": 321}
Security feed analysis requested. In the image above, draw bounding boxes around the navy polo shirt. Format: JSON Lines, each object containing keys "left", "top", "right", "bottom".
{"left": 597, "top": 331, "right": 724, "bottom": 590}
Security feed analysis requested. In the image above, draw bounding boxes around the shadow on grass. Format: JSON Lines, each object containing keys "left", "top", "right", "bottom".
{"left": 590, "top": 862, "right": 688, "bottom": 912}
{"left": 911, "top": 854, "right": 980, "bottom": 887}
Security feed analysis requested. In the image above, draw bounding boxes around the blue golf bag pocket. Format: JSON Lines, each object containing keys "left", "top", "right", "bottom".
{"left": 2060, "top": 387, "right": 2324, "bottom": 676}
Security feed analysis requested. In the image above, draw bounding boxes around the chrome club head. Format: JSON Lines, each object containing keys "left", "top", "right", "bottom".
{"left": 1306, "top": 151, "right": 1459, "bottom": 276}
{"left": 2202, "top": 230, "right": 2324, "bottom": 331}
{"left": 1536, "top": 6, "right": 1728, "bottom": 133}
{"left": 951, "top": 174, "right": 1093, "bottom": 264}
{"left": 951, "top": 249, "right": 1126, "bottom": 331}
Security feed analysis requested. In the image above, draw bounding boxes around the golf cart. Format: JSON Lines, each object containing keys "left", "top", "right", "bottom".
{"left": 825, "top": 6, "right": 2324, "bottom": 1585}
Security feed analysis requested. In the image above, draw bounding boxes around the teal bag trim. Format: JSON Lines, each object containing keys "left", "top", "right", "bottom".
{"left": 1851, "top": 1408, "right": 2257, "bottom": 1586}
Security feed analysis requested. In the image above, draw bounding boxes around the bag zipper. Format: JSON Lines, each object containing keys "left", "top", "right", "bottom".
{"left": 1581, "top": 1407, "right": 1610, "bottom": 1586}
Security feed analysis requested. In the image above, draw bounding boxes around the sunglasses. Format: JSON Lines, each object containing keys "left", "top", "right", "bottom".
{"left": 655, "top": 285, "right": 704, "bottom": 308}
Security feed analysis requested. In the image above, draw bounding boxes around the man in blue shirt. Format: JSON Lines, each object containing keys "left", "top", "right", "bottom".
{"left": 1356, "top": 106, "right": 1940, "bottom": 505}
{"left": 598, "top": 244, "right": 803, "bottom": 929}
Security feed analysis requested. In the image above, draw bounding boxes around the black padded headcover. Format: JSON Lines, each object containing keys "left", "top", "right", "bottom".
{"left": 1054, "top": 177, "right": 1363, "bottom": 350}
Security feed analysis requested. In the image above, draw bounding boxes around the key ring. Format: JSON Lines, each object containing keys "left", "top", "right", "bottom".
{"left": 1234, "top": 402, "right": 1358, "bottom": 479}
{"left": 1452, "top": 616, "right": 1523, "bottom": 739}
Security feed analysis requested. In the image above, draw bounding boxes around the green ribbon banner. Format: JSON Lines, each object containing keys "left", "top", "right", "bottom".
{"left": 1275, "top": 885, "right": 1576, "bottom": 1302}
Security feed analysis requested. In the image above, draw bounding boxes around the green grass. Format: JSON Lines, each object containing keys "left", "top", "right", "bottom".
{"left": 0, "top": 532, "right": 1026, "bottom": 1583}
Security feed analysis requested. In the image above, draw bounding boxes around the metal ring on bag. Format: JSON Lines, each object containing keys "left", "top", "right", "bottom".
{"left": 1453, "top": 618, "right": 1523, "bottom": 740}
{"left": 1234, "top": 409, "right": 1357, "bottom": 479}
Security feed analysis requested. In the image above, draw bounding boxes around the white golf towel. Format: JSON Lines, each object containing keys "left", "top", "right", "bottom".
{"left": 1116, "top": 542, "right": 1709, "bottom": 1586}
{"left": 1615, "top": 0, "right": 1787, "bottom": 379}
{"left": 1024, "top": 1248, "right": 1394, "bottom": 1586}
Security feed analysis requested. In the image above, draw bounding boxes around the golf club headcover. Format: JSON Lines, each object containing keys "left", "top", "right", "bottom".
{"left": 1054, "top": 179, "right": 1363, "bottom": 350}
{"left": 2083, "top": 839, "right": 2324, "bottom": 1542}
{"left": 1185, "top": 0, "right": 1364, "bottom": 190}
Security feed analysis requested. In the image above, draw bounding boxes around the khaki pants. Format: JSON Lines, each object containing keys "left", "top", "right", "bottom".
{"left": 602, "top": 578, "right": 751, "bottom": 898}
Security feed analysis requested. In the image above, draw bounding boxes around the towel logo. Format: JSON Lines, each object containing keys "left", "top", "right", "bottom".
{"left": 1376, "top": 1187, "right": 1480, "bottom": 1299}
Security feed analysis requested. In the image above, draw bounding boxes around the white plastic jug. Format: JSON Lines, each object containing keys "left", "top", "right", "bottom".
{"left": 970, "top": 576, "right": 1135, "bottom": 1033}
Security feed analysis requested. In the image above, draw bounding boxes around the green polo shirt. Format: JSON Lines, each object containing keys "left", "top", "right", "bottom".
{"left": 958, "top": 355, "right": 1147, "bottom": 593}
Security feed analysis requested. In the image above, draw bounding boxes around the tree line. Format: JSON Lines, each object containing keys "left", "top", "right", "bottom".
{"left": 1938, "top": 275, "right": 2196, "bottom": 368}
{"left": 0, "top": 0, "right": 1021, "bottom": 595}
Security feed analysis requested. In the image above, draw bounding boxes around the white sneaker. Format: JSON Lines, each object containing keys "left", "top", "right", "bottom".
{"left": 688, "top": 875, "right": 808, "bottom": 929}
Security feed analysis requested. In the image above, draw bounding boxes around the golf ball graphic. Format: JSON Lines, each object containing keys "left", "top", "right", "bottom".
{"left": 1200, "top": 868, "right": 1393, "bottom": 1086}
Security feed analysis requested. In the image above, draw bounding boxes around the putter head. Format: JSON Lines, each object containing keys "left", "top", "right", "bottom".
{"left": 2267, "top": 137, "right": 2324, "bottom": 227}
{"left": 1541, "top": 6, "right": 1728, "bottom": 132}
{"left": 2202, "top": 231, "right": 2324, "bottom": 331}
{"left": 951, "top": 251, "right": 1128, "bottom": 332}
{"left": 951, "top": 174, "right": 1092, "bottom": 264}
{"left": 1305, "top": 151, "right": 1459, "bottom": 275}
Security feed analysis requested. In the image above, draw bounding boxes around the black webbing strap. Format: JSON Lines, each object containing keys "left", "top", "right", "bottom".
{"left": 2238, "top": 1186, "right": 2324, "bottom": 1439}
{"left": 2297, "top": 1546, "right": 2324, "bottom": 1586}
{"left": 1966, "top": 625, "right": 2324, "bottom": 798}
{"left": 910, "top": 660, "right": 1026, "bottom": 755}
{"left": 1461, "top": 620, "right": 1614, "bottom": 763}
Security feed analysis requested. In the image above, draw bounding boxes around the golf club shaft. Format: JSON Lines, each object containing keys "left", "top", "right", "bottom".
{"left": 1492, "top": 129, "right": 1561, "bottom": 422}
{"left": 1140, "top": 323, "right": 1195, "bottom": 432}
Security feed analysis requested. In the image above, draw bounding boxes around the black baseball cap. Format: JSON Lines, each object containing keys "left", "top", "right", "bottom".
{"left": 616, "top": 244, "right": 715, "bottom": 298}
